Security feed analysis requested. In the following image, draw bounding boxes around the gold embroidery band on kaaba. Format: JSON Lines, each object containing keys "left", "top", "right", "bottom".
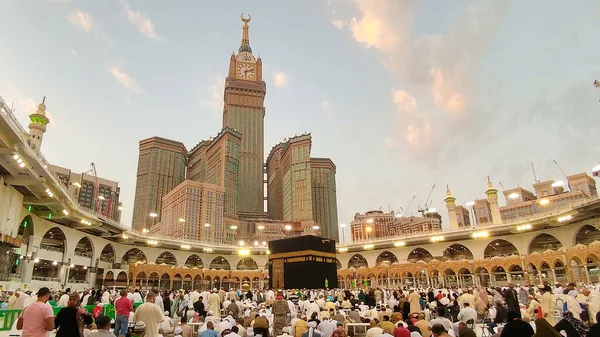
{"left": 268, "top": 250, "right": 337, "bottom": 260}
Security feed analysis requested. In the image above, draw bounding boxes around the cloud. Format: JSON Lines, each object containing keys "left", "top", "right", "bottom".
{"left": 341, "top": 0, "right": 510, "bottom": 161}
{"left": 201, "top": 76, "right": 225, "bottom": 116}
{"left": 68, "top": 11, "right": 93, "bottom": 32}
{"left": 273, "top": 72, "right": 289, "bottom": 87}
{"left": 109, "top": 66, "right": 141, "bottom": 93}
{"left": 125, "top": 6, "right": 160, "bottom": 40}
{"left": 321, "top": 101, "right": 333, "bottom": 117}
{"left": 388, "top": 89, "right": 432, "bottom": 155}
{"left": 331, "top": 20, "right": 344, "bottom": 29}
{"left": 0, "top": 82, "right": 58, "bottom": 126}
{"left": 70, "top": 49, "right": 77, "bottom": 56}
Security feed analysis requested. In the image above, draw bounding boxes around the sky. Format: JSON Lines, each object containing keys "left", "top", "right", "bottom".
{"left": 2, "top": 0, "right": 600, "bottom": 242}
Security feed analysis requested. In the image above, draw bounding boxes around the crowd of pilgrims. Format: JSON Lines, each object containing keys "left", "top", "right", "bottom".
{"left": 8, "top": 281, "right": 600, "bottom": 337}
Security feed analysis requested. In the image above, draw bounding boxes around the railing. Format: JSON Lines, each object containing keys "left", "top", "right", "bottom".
{"left": 0, "top": 310, "right": 21, "bottom": 331}
{"left": 39, "top": 245, "right": 64, "bottom": 253}
{"left": 31, "top": 276, "right": 60, "bottom": 282}
{"left": 74, "top": 251, "right": 93, "bottom": 258}
{"left": 0, "top": 95, "right": 30, "bottom": 141}
{"left": 67, "top": 278, "right": 87, "bottom": 284}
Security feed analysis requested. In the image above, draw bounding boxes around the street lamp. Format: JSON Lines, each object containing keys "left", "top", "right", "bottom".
{"left": 149, "top": 213, "right": 158, "bottom": 218}
{"left": 339, "top": 224, "right": 346, "bottom": 244}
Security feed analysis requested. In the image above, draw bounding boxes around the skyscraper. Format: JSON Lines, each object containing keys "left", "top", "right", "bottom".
{"left": 161, "top": 180, "right": 225, "bottom": 243}
{"left": 222, "top": 14, "right": 266, "bottom": 215}
{"left": 310, "top": 158, "right": 338, "bottom": 240}
{"left": 132, "top": 137, "right": 187, "bottom": 232}
{"left": 266, "top": 134, "right": 339, "bottom": 241}
{"left": 131, "top": 16, "right": 338, "bottom": 242}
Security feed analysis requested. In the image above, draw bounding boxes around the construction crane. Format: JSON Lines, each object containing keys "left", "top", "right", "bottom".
{"left": 531, "top": 162, "right": 540, "bottom": 183}
{"left": 418, "top": 184, "right": 435, "bottom": 216}
{"left": 83, "top": 162, "right": 112, "bottom": 217}
{"left": 404, "top": 194, "right": 416, "bottom": 216}
{"left": 498, "top": 181, "right": 506, "bottom": 191}
{"left": 396, "top": 195, "right": 416, "bottom": 217}
{"left": 553, "top": 159, "right": 571, "bottom": 191}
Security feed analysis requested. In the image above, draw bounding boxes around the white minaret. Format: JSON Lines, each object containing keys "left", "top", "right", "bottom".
{"left": 444, "top": 185, "right": 459, "bottom": 231}
{"left": 486, "top": 177, "right": 502, "bottom": 225}
{"left": 27, "top": 96, "right": 50, "bottom": 152}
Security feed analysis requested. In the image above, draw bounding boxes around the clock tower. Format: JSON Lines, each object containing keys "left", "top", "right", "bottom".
{"left": 223, "top": 14, "right": 266, "bottom": 215}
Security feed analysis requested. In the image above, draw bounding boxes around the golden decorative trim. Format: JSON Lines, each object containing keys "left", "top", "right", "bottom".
{"left": 269, "top": 249, "right": 337, "bottom": 260}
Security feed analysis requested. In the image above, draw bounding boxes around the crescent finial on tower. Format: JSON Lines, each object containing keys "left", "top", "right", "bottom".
{"left": 239, "top": 14, "right": 253, "bottom": 53}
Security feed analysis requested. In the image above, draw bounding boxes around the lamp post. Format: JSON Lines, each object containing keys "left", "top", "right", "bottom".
{"left": 339, "top": 224, "right": 346, "bottom": 244}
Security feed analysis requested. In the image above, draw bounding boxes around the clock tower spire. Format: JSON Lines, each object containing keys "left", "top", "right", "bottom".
{"left": 239, "top": 13, "right": 252, "bottom": 53}
{"left": 222, "top": 15, "right": 266, "bottom": 216}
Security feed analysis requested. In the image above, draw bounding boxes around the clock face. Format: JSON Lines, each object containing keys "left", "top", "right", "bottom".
{"left": 237, "top": 63, "right": 255, "bottom": 80}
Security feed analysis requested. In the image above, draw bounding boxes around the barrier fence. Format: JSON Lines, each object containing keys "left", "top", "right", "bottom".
{"left": 0, "top": 302, "right": 143, "bottom": 331}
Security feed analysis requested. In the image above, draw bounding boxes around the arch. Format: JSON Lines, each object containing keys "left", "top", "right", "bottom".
{"left": 160, "top": 273, "right": 170, "bottom": 289}
{"left": 407, "top": 248, "right": 433, "bottom": 262}
{"left": 335, "top": 259, "right": 342, "bottom": 270}
{"left": 236, "top": 257, "right": 258, "bottom": 270}
{"left": 209, "top": 256, "right": 231, "bottom": 270}
{"left": 40, "top": 227, "right": 66, "bottom": 253}
{"left": 348, "top": 254, "right": 368, "bottom": 269}
{"left": 17, "top": 215, "right": 34, "bottom": 245}
{"left": 442, "top": 244, "right": 474, "bottom": 260}
{"left": 185, "top": 254, "right": 204, "bottom": 268}
{"left": 74, "top": 236, "right": 94, "bottom": 258}
{"left": 484, "top": 239, "right": 519, "bottom": 258}
{"left": 586, "top": 254, "right": 600, "bottom": 264}
{"left": 375, "top": 251, "right": 398, "bottom": 266}
{"left": 148, "top": 272, "right": 159, "bottom": 288}
{"left": 121, "top": 248, "right": 147, "bottom": 264}
{"left": 574, "top": 224, "right": 600, "bottom": 245}
{"left": 99, "top": 243, "right": 115, "bottom": 263}
{"left": 508, "top": 264, "right": 523, "bottom": 272}
{"left": 116, "top": 271, "right": 128, "bottom": 286}
{"left": 458, "top": 268, "right": 471, "bottom": 275}
{"left": 156, "top": 251, "right": 177, "bottom": 266}
{"left": 475, "top": 267, "right": 488, "bottom": 274}
{"left": 529, "top": 233, "right": 563, "bottom": 254}
{"left": 105, "top": 270, "right": 115, "bottom": 281}
{"left": 443, "top": 269, "right": 456, "bottom": 276}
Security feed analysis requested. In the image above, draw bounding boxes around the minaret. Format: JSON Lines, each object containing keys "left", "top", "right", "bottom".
{"left": 486, "top": 177, "right": 502, "bottom": 225}
{"left": 444, "top": 185, "right": 459, "bottom": 231}
{"left": 28, "top": 96, "right": 50, "bottom": 152}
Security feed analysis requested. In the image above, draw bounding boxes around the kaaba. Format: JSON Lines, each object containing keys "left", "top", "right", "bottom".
{"left": 268, "top": 235, "right": 338, "bottom": 289}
